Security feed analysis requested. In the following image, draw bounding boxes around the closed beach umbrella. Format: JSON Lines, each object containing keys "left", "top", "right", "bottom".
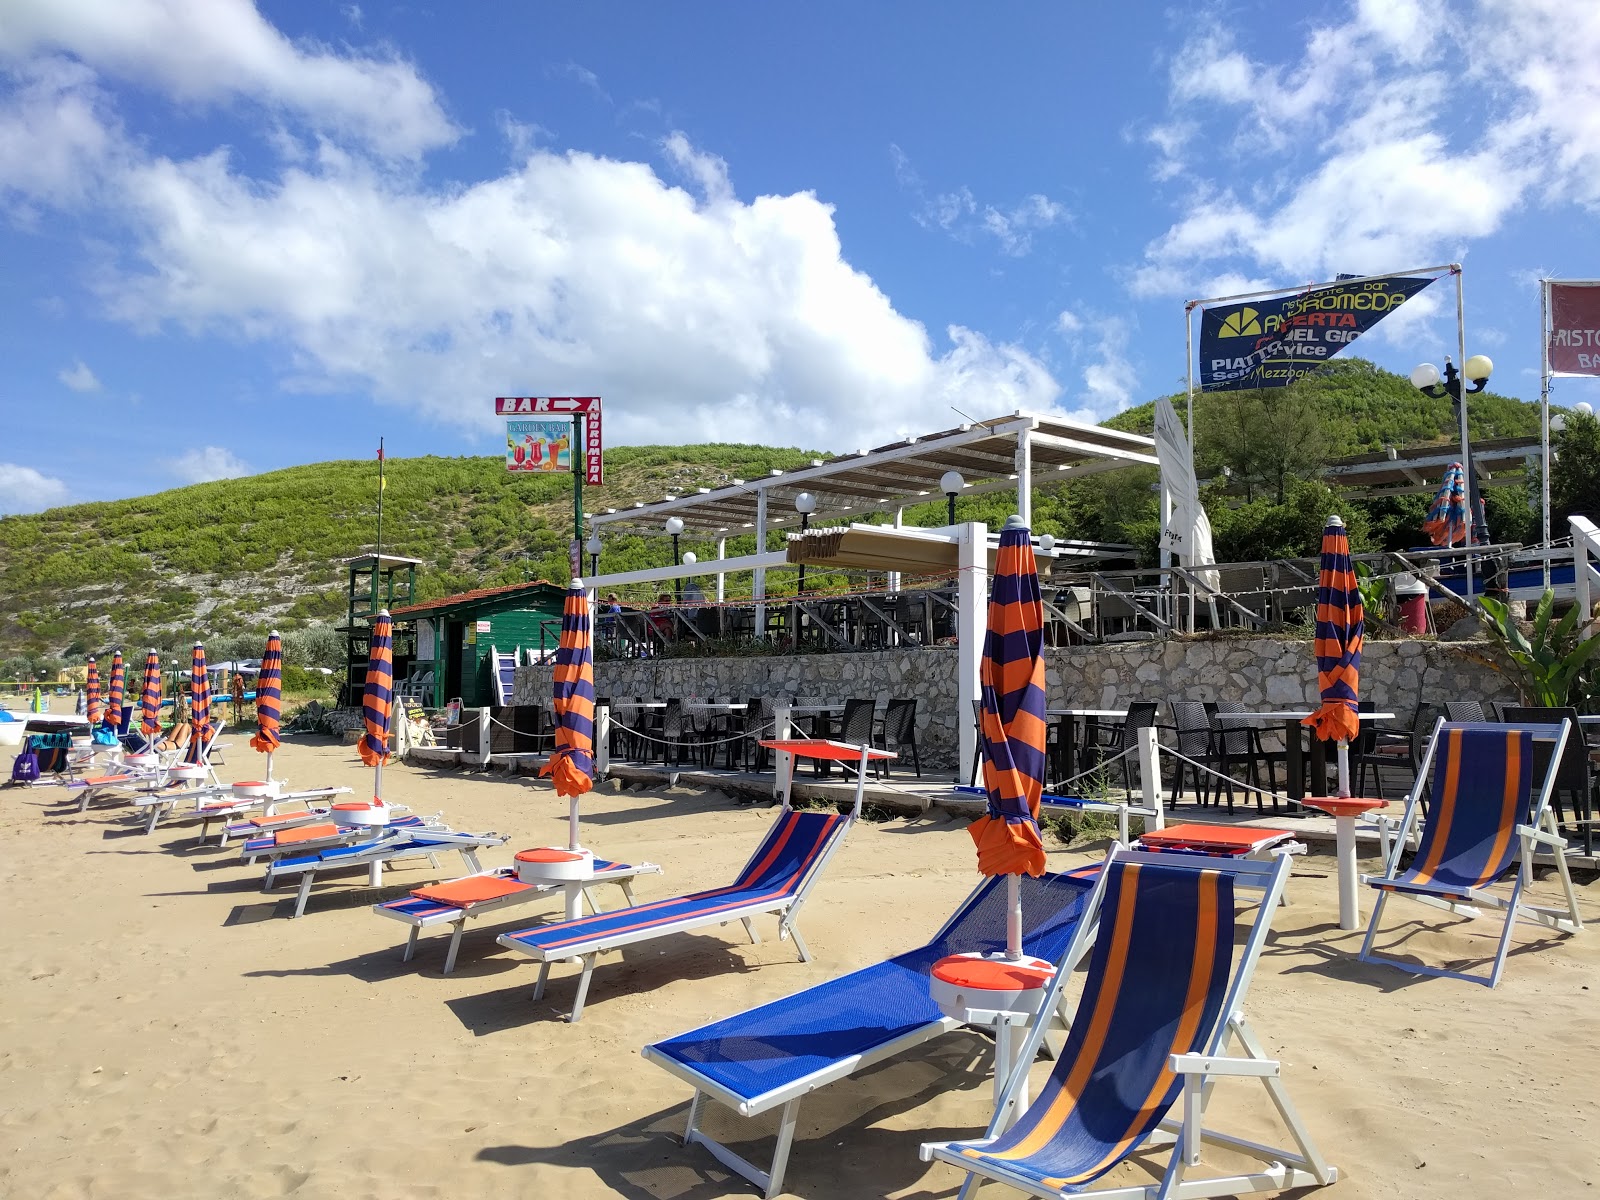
{"left": 1422, "top": 463, "right": 1468, "bottom": 548}
{"left": 250, "top": 631, "right": 283, "bottom": 780}
{"left": 359, "top": 611, "right": 394, "bottom": 804}
{"left": 85, "top": 657, "right": 102, "bottom": 727}
{"left": 1302, "top": 517, "right": 1364, "bottom": 792}
{"left": 967, "top": 517, "right": 1049, "bottom": 961}
{"left": 541, "top": 583, "right": 597, "bottom": 838}
{"left": 187, "top": 643, "right": 212, "bottom": 765}
{"left": 139, "top": 650, "right": 162, "bottom": 750}
{"left": 104, "top": 649, "right": 125, "bottom": 733}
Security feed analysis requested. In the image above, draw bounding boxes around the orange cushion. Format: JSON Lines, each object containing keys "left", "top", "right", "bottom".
{"left": 249, "top": 812, "right": 318, "bottom": 828}
{"left": 410, "top": 876, "right": 531, "bottom": 907}
{"left": 1140, "top": 822, "right": 1291, "bottom": 850}
{"left": 515, "top": 848, "right": 584, "bottom": 864}
{"left": 276, "top": 823, "right": 340, "bottom": 845}
{"left": 332, "top": 801, "right": 377, "bottom": 811}
{"left": 83, "top": 774, "right": 132, "bottom": 786}
{"left": 931, "top": 955, "right": 1054, "bottom": 991}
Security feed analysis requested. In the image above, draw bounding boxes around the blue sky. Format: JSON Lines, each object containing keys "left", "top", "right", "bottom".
{"left": 3, "top": 0, "right": 1599, "bottom": 513}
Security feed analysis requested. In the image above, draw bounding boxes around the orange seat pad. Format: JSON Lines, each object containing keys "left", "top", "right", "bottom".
{"left": 249, "top": 811, "right": 322, "bottom": 829}
{"left": 931, "top": 955, "right": 1054, "bottom": 991}
{"left": 1140, "top": 822, "right": 1291, "bottom": 850}
{"left": 275, "top": 823, "right": 341, "bottom": 845}
{"left": 515, "top": 848, "right": 584, "bottom": 863}
{"left": 83, "top": 774, "right": 133, "bottom": 786}
{"left": 410, "top": 876, "right": 532, "bottom": 907}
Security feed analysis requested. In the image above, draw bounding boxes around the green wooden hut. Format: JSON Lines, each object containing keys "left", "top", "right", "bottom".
{"left": 390, "top": 580, "right": 569, "bottom": 708}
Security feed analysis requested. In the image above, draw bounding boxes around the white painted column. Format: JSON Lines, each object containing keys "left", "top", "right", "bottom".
{"left": 957, "top": 520, "right": 988, "bottom": 783}
{"left": 1015, "top": 429, "right": 1032, "bottom": 526}
{"left": 754, "top": 488, "right": 768, "bottom": 639}
{"left": 715, "top": 537, "right": 727, "bottom": 602}
{"left": 888, "top": 508, "right": 903, "bottom": 594}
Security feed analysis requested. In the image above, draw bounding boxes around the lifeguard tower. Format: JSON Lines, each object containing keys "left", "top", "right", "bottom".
{"left": 340, "top": 554, "right": 422, "bottom": 705}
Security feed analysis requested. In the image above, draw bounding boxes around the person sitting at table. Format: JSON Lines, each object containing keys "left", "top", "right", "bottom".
{"left": 649, "top": 592, "right": 675, "bottom": 647}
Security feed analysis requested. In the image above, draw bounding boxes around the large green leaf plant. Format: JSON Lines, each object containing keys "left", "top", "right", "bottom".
{"left": 1478, "top": 589, "right": 1600, "bottom": 708}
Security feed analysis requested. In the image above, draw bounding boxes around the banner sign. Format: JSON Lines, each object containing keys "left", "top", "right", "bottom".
{"left": 1199, "top": 274, "right": 1436, "bottom": 391}
{"left": 506, "top": 419, "right": 574, "bottom": 472}
{"left": 1547, "top": 282, "right": 1600, "bottom": 376}
{"left": 495, "top": 396, "right": 600, "bottom": 414}
{"left": 495, "top": 397, "right": 603, "bottom": 483}
{"left": 584, "top": 404, "right": 603, "bottom": 485}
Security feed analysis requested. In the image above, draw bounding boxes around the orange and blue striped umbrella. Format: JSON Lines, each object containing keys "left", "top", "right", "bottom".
{"left": 85, "top": 657, "right": 102, "bottom": 726}
{"left": 1422, "top": 463, "right": 1468, "bottom": 548}
{"left": 250, "top": 632, "right": 283, "bottom": 755}
{"left": 187, "top": 643, "right": 212, "bottom": 764}
{"left": 541, "top": 584, "right": 596, "bottom": 800}
{"left": 359, "top": 611, "right": 394, "bottom": 768}
{"left": 104, "top": 649, "right": 125, "bottom": 733}
{"left": 1303, "top": 519, "right": 1363, "bottom": 746}
{"left": 968, "top": 519, "right": 1049, "bottom": 879}
{"left": 139, "top": 650, "right": 162, "bottom": 742}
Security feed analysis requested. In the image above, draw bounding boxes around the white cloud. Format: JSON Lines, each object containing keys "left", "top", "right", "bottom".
{"left": 1055, "top": 310, "right": 1137, "bottom": 416}
{"left": 171, "top": 446, "right": 249, "bottom": 483}
{"left": 891, "top": 144, "right": 1067, "bottom": 257}
{"left": 0, "top": 0, "right": 456, "bottom": 157}
{"left": 0, "top": 462, "right": 69, "bottom": 513}
{"left": 1136, "top": 2, "right": 1600, "bottom": 294}
{"left": 0, "top": 55, "right": 121, "bottom": 208}
{"left": 57, "top": 358, "right": 100, "bottom": 390}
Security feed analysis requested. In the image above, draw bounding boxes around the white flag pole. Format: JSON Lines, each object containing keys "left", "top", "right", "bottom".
{"left": 1541, "top": 279, "right": 1553, "bottom": 591}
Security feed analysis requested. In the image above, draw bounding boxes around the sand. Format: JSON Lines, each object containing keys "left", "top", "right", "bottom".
{"left": 1, "top": 736, "right": 1597, "bottom": 1199}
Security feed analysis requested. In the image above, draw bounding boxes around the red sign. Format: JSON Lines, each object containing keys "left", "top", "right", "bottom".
{"left": 1548, "top": 283, "right": 1600, "bottom": 376}
{"left": 584, "top": 405, "right": 603, "bottom": 485}
{"left": 495, "top": 396, "right": 601, "bottom": 415}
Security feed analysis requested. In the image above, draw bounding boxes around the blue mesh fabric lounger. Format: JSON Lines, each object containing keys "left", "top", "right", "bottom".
{"left": 642, "top": 866, "right": 1101, "bottom": 1199}
{"left": 1360, "top": 720, "right": 1583, "bottom": 987}
{"left": 496, "top": 805, "right": 851, "bottom": 1023}
{"left": 372, "top": 858, "right": 662, "bottom": 975}
{"left": 921, "top": 849, "right": 1337, "bottom": 1200}
{"left": 265, "top": 825, "right": 507, "bottom": 918}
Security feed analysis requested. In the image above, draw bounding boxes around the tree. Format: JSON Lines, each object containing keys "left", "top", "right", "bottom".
{"left": 1551, "top": 410, "right": 1600, "bottom": 528}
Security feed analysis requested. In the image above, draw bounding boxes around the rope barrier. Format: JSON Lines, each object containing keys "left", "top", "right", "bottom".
{"left": 1159, "top": 746, "right": 1301, "bottom": 807}
{"left": 481, "top": 707, "right": 778, "bottom": 750}
{"left": 1043, "top": 746, "right": 1136, "bottom": 791}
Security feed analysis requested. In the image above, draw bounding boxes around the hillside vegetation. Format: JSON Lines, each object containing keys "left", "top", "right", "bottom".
{"left": 0, "top": 358, "right": 1551, "bottom": 669}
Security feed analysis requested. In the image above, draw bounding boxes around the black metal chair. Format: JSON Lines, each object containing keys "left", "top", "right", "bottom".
{"left": 1500, "top": 706, "right": 1595, "bottom": 855}
{"left": 741, "top": 696, "right": 776, "bottom": 772}
{"left": 1084, "top": 702, "right": 1159, "bottom": 802}
{"left": 657, "top": 699, "right": 700, "bottom": 767}
{"left": 875, "top": 698, "right": 921, "bottom": 779}
{"left": 1355, "top": 703, "right": 1434, "bottom": 801}
{"left": 1166, "top": 701, "right": 1218, "bottom": 808}
{"left": 1443, "top": 701, "right": 1487, "bottom": 723}
{"left": 1207, "top": 701, "right": 1278, "bottom": 814}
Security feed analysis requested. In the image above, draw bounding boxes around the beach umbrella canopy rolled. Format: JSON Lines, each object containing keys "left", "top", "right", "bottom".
{"left": 359, "top": 611, "right": 394, "bottom": 787}
{"left": 85, "top": 657, "right": 102, "bottom": 727}
{"left": 104, "top": 650, "right": 125, "bottom": 732}
{"left": 139, "top": 650, "right": 162, "bottom": 745}
{"left": 540, "top": 584, "right": 598, "bottom": 840}
{"left": 969, "top": 519, "right": 1051, "bottom": 963}
{"left": 251, "top": 632, "right": 283, "bottom": 767}
{"left": 187, "top": 643, "right": 212, "bottom": 765}
{"left": 1153, "top": 395, "right": 1220, "bottom": 590}
{"left": 1422, "top": 463, "right": 1468, "bottom": 548}
{"left": 1302, "top": 517, "right": 1364, "bottom": 760}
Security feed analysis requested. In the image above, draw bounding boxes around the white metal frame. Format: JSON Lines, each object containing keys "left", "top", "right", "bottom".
{"left": 1358, "top": 719, "right": 1584, "bottom": 988}
{"left": 496, "top": 743, "right": 875, "bottom": 1022}
{"left": 264, "top": 827, "right": 506, "bottom": 918}
{"left": 374, "top": 861, "right": 662, "bottom": 975}
{"left": 922, "top": 849, "right": 1337, "bottom": 1200}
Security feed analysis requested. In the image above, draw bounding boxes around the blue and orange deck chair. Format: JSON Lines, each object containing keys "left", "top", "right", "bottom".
{"left": 921, "top": 848, "right": 1337, "bottom": 1200}
{"left": 1359, "top": 719, "right": 1584, "bottom": 988}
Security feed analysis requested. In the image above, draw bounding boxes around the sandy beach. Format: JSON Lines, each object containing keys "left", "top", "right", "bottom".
{"left": 2, "top": 736, "right": 1597, "bottom": 1199}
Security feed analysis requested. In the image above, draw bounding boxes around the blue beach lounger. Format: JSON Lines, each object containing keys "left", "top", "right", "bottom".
{"left": 373, "top": 858, "right": 662, "bottom": 975}
{"left": 642, "top": 866, "right": 1101, "bottom": 1199}
{"left": 921, "top": 849, "right": 1337, "bottom": 1200}
{"left": 265, "top": 825, "right": 507, "bottom": 918}
{"left": 497, "top": 805, "right": 852, "bottom": 1022}
{"left": 1359, "top": 720, "right": 1584, "bottom": 988}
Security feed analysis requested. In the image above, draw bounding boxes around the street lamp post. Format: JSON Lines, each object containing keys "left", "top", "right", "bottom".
{"left": 585, "top": 532, "right": 602, "bottom": 577}
{"left": 940, "top": 470, "right": 965, "bottom": 526}
{"left": 794, "top": 492, "right": 816, "bottom": 593}
{"left": 665, "top": 516, "right": 684, "bottom": 601}
{"left": 1412, "top": 354, "right": 1503, "bottom": 599}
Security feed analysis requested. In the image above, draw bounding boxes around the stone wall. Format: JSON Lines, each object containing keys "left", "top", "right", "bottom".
{"left": 514, "top": 637, "right": 1520, "bottom": 771}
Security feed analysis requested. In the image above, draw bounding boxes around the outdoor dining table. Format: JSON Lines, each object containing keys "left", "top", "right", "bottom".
{"left": 1044, "top": 709, "right": 1129, "bottom": 783}
{"left": 1213, "top": 710, "right": 1395, "bottom": 804}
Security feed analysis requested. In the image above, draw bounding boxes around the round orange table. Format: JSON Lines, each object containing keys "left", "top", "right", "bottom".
{"left": 1302, "top": 796, "right": 1387, "bottom": 930}
{"left": 929, "top": 952, "right": 1056, "bottom": 1123}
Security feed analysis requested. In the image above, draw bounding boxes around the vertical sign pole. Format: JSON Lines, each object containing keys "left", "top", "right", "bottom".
{"left": 1541, "top": 280, "right": 1553, "bottom": 591}
{"left": 572, "top": 414, "right": 584, "bottom": 579}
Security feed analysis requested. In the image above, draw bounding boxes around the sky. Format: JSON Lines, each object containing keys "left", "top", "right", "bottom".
{"left": 3, "top": 0, "right": 1600, "bottom": 514}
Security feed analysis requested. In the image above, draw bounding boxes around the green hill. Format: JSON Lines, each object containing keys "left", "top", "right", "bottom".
{"left": 0, "top": 358, "right": 1547, "bottom": 670}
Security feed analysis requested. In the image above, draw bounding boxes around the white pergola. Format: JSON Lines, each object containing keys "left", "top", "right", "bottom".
{"left": 582, "top": 411, "right": 1157, "bottom": 776}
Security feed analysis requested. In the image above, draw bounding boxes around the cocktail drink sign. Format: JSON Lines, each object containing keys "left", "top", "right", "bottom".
{"left": 506, "top": 419, "right": 575, "bottom": 472}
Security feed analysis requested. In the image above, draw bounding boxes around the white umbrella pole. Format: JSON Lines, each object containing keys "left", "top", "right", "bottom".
{"left": 1005, "top": 874, "right": 1022, "bottom": 961}
{"left": 265, "top": 749, "right": 274, "bottom": 783}
{"left": 1336, "top": 740, "right": 1350, "bottom": 798}
{"left": 569, "top": 796, "right": 582, "bottom": 852}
